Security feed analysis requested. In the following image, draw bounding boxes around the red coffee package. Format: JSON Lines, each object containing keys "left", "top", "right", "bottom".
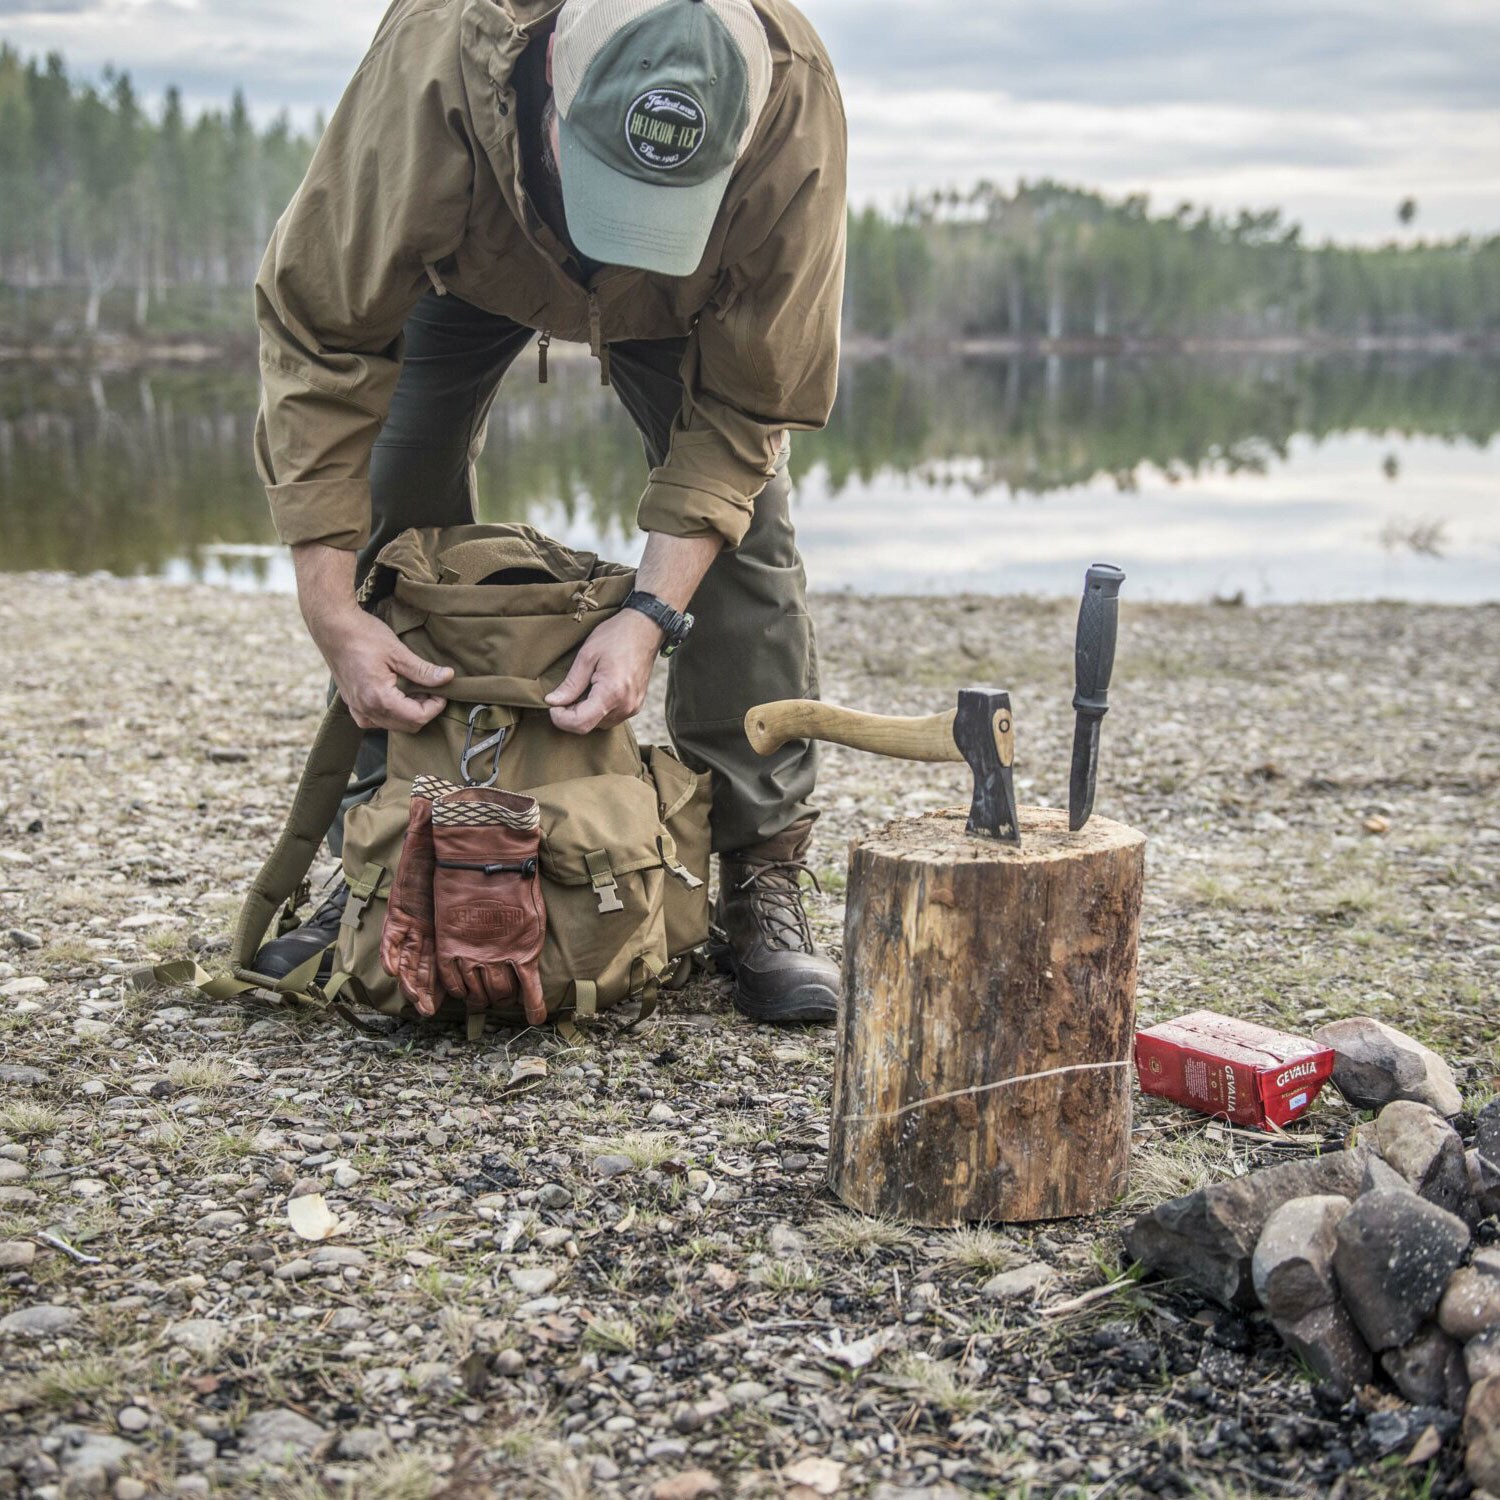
{"left": 1134, "top": 1010, "right": 1335, "bottom": 1129}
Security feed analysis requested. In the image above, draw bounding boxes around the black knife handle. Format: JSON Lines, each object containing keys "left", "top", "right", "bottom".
{"left": 1073, "top": 563, "right": 1125, "bottom": 716}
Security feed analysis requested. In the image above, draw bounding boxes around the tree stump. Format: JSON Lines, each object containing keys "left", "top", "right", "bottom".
{"left": 829, "top": 806, "right": 1146, "bottom": 1225}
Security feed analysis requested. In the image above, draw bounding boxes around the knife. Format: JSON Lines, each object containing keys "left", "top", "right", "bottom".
{"left": 1069, "top": 563, "right": 1126, "bottom": 831}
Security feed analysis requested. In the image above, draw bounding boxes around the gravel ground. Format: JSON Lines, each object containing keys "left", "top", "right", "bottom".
{"left": 1, "top": 576, "right": 1497, "bottom": 1500}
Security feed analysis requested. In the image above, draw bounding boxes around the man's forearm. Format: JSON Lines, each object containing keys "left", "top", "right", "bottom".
{"left": 634, "top": 532, "right": 723, "bottom": 613}
{"left": 291, "top": 542, "right": 360, "bottom": 653}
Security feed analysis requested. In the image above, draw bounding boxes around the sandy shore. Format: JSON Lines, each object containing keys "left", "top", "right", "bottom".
{"left": 1, "top": 575, "right": 1497, "bottom": 1498}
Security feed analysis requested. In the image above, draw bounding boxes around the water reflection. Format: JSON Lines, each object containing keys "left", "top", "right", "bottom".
{"left": 0, "top": 352, "right": 1496, "bottom": 597}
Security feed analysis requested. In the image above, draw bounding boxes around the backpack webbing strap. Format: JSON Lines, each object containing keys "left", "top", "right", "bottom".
{"left": 229, "top": 696, "right": 366, "bottom": 971}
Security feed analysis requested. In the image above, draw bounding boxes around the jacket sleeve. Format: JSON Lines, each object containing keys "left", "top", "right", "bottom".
{"left": 636, "top": 64, "right": 847, "bottom": 548}
{"left": 253, "top": 2, "right": 474, "bottom": 551}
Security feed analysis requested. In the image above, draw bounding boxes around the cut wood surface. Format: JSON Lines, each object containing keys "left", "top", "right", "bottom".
{"left": 830, "top": 806, "right": 1147, "bottom": 1225}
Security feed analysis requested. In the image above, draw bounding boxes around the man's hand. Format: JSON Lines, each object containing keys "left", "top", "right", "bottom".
{"left": 545, "top": 608, "right": 662, "bottom": 734}
{"left": 292, "top": 542, "right": 454, "bottom": 733}
{"left": 545, "top": 531, "right": 723, "bottom": 736}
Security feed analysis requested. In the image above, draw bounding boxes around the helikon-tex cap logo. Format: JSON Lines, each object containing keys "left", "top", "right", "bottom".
{"left": 625, "top": 88, "right": 707, "bottom": 171}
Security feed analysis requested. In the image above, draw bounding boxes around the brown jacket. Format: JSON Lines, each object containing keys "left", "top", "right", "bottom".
{"left": 252, "top": 0, "right": 846, "bottom": 552}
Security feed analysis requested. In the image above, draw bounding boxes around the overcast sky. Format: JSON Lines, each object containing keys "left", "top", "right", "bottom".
{"left": 3, "top": 0, "right": 1498, "bottom": 242}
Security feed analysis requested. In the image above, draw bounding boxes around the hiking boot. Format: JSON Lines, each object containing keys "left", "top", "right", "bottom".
{"left": 713, "top": 819, "right": 840, "bottom": 1025}
{"left": 252, "top": 882, "right": 348, "bottom": 984}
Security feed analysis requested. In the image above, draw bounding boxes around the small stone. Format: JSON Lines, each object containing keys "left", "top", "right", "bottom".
{"left": 592, "top": 1457, "right": 621, "bottom": 1482}
{"left": 767, "top": 1223, "right": 807, "bottom": 1255}
{"left": 0, "top": 1063, "right": 48, "bottom": 1085}
{"left": 1381, "top": 1326, "right": 1470, "bottom": 1412}
{"left": 0, "top": 1160, "right": 27, "bottom": 1184}
{"left": 1363, "top": 1155, "right": 1414, "bottom": 1195}
{"left": 116, "top": 1407, "right": 150, "bottom": 1434}
{"left": 651, "top": 1471, "right": 721, "bottom": 1500}
{"left": 592, "top": 1154, "right": 633, "bottom": 1178}
{"left": 508, "top": 1267, "right": 557, "bottom": 1296}
{"left": 115, "top": 1480, "right": 148, "bottom": 1500}
{"left": 536, "top": 1184, "right": 572, "bottom": 1210}
{"left": 8, "top": 929, "right": 42, "bottom": 950}
{"left": 647, "top": 1102, "right": 676, "bottom": 1123}
{"left": 328, "top": 1308, "right": 369, "bottom": 1333}
{"left": 332, "top": 1164, "right": 362, "bottom": 1190}
{"left": 1314, "top": 1017, "right": 1464, "bottom": 1117}
{"left": 0, "top": 1241, "right": 37, "bottom": 1268}
{"left": 0, "top": 1304, "right": 80, "bottom": 1337}
{"left": 55, "top": 1427, "right": 133, "bottom": 1479}
{"left": 1332, "top": 1191, "right": 1471, "bottom": 1351}
{"left": 338, "top": 1427, "right": 390, "bottom": 1460}
{"left": 274, "top": 1258, "right": 316, "bottom": 1281}
{"left": 1252, "top": 1195, "right": 1349, "bottom": 1323}
{"left": 1439, "top": 1258, "right": 1500, "bottom": 1342}
{"left": 671, "top": 1402, "right": 703, "bottom": 1434}
{"left": 168, "top": 1320, "right": 228, "bottom": 1359}
{"left": 494, "top": 1348, "right": 526, "bottom": 1376}
{"left": 239, "top": 1407, "right": 329, "bottom": 1461}
{"left": 309, "top": 1246, "right": 369, "bottom": 1269}
{"left": 175, "top": 1478, "right": 211, "bottom": 1497}
{"left": 1376, "top": 1101, "right": 1471, "bottom": 1219}
{"left": 981, "top": 1263, "right": 1055, "bottom": 1302}
{"left": 1466, "top": 1376, "right": 1500, "bottom": 1492}
{"left": 0, "top": 976, "right": 46, "bottom": 997}
{"left": 725, "top": 1380, "right": 770, "bottom": 1407}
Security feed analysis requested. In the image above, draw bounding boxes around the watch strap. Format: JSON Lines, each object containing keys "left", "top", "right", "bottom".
{"left": 622, "top": 590, "right": 694, "bottom": 656}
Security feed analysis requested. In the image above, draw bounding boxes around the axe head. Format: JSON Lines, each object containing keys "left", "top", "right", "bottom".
{"left": 954, "top": 688, "right": 1020, "bottom": 844}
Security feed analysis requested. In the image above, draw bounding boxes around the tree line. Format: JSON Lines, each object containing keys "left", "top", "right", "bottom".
{"left": 2, "top": 48, "right": 1497, "bottom": 344}
{"left": 0, "top": 47, "right": 317, "bottom": 335}
{"left": 846, "top": 184, "right": 1500, "bottom": 342}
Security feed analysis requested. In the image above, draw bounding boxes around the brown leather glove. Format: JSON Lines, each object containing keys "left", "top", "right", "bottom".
{"left": 431, "top": 788, "right": 547, "bottom": 1027}
{"left": 379, "top": 775, "right": 460, "bottom": 1016}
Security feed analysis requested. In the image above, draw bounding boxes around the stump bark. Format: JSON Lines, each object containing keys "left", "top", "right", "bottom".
{"left": 829, "top": 806, "right": 1146, "bottom": 1225}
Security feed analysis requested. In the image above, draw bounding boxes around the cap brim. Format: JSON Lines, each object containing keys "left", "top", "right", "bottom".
{"left": 559, "top": 118, "right": 729, "bottom": 277}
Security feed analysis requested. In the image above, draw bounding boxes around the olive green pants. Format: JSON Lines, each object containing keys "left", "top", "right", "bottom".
{"left": 330, "top": 291, "right": 819, "bottom": 857}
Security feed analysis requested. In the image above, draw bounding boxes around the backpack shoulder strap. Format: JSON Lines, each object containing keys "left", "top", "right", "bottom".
{"left": 229, "top": 695, "right": 365, "bottom": 971}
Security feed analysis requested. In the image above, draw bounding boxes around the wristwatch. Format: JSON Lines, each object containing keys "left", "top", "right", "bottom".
{"left": 622, "top": 590, "right": 695, "bottom": 657}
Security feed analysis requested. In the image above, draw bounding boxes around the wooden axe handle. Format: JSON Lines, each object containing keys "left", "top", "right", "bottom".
{"left": 745, "top": 700, "right": 963, "bottom": 763}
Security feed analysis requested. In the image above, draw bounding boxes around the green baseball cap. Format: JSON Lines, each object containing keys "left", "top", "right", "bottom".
{"left": 553, "top": 0, "right": 773, "bottom": 276}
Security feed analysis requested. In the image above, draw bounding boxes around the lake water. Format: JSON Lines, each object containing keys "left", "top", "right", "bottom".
{"left": 2, "top": 351, "right": 1496, "bottom": 602}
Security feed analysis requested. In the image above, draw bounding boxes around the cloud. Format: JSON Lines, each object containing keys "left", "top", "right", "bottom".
{"left": 1, "top": 0, "right": 1497, "bottom": 239}
{"left": 814, "top": 0, "right": 1500, "bottom": 112}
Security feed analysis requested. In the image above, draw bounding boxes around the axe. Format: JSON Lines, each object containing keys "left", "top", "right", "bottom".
{"left": 745, "top": 688, "right": 1020, "bottom": 844}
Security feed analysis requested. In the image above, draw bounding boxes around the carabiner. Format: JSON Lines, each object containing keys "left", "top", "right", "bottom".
{"left": 459, "top": 704, "right": 509, "bottom": 788}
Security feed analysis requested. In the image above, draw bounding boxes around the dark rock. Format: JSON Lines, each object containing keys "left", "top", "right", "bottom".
{"left": 1251, "top": 1194, "right": 1349, "bottom": 1323}
{"left": 1314, "top": 1018, "right": 1463, "bottom": 1116}
{"left": 1366, "top": 1405, "right": 1460, "bottom": 1456}
{"left": 1362, "top": 1155, "right": 1415, "bottom": 1195}
{"left": 1478, "top": 1099, "right": 1500, "bottom": 1162}
{"left": 1276, "top": 1303, "right": 1374, "bottom": 1399}
{"left": 1466, "top": 1375, "right": 1500, "bottom": 1493}
{"left": 1126, "top": 1147, "right": 1370, "bottom": 1308}
{"left": 1380, "top": 1325, "right": 1470, "bottom": 1412}
{"left": 1469, "top": 1146, "right": 1500, "bottom": 1218}
{"left": 1332, "top": 1190, "right": 1470, "bottom": 1351}
{"left": 1376, "top": 1100, "right": 1472, "bottom": 1220}
{"left": 0, "top": 1065, "right": 47, "bottom": 1088}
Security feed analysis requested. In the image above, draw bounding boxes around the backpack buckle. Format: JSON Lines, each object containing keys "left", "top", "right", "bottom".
{"left": 585, "top": 850, "right": 625, "bottom": 914}
{"left": 460, "top": 705, "right": 510, "bottom": 787}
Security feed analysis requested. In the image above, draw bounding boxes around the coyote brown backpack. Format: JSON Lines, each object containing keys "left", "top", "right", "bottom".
{"left": 147, "top": 525, "right": 712, "bottom": 1036}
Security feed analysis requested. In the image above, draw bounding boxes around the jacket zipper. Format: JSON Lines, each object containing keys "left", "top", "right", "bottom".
{"left": 587, "top": 293, "right": 611, "bottom": 387}
{"left": 536, "top": 330, "right": 551, "bottom": 384}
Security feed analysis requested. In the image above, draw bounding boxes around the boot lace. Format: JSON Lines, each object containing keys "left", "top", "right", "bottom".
{"left": 733, "top": 859, "right": 821, "bottom": 954}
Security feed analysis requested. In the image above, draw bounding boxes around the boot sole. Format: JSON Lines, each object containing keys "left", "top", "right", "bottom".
{"left": 709, "top": 941, "right": 839, "bottom": 1025}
